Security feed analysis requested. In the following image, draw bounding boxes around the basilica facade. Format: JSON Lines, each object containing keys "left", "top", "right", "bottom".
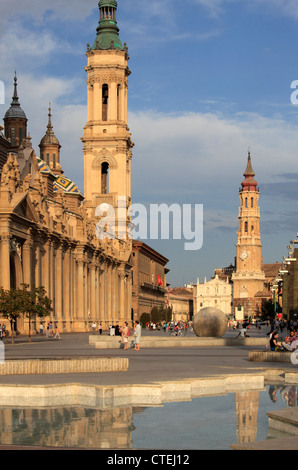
{"left": 0, "top": 1, "right": 134, "bottom": 334}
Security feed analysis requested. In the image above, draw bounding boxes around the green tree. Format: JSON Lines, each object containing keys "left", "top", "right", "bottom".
{"left": 151, "top": 306, "right": 161, "bottom": 323}
{"left": 140, "top": 312, "right": 150, "bottom": 326}
{"left": 163, "top": 306, "right": 173, "bottom": 323}
{"left": 20, "top": 284, "right": 52, "bottom": 342}
{"left": 261, "top": 300, "right": 275, "bottom": 320}
{"left": 0, "top": 287, "right": 23, "bottom": 344}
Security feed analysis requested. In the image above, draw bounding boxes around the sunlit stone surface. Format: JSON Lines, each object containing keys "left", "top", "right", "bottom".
{"left": 193, "top": 307, "right": 227, "bottom": 337}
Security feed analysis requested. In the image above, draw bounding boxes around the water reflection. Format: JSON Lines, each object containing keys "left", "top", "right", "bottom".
{"left": 268, "top": 385, "right": 298, "bottom": 407}
{"left": 0, "top": 385, "right": 296, "bottom": 449}
{"left": 0, "top": 406, "right": 135, "bottom": 449}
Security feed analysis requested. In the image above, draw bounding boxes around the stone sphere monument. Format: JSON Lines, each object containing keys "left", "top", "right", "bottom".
{"left": 193, "top": 307, "right": 227, "bottom": 337}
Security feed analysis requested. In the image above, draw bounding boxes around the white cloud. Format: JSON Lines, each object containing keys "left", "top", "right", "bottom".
{"left": 252, "top": 0, "right": 298, "bottom": 19}
{"left": 0, "top": 0, "right": 96, "bottom": 25}
{"left": 129, "top": 109, "right": 298, "bottom": 195}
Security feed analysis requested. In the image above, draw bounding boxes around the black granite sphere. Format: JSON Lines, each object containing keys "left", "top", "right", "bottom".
{"left": 193, "top": 307, "right": 227, "bottom": 337}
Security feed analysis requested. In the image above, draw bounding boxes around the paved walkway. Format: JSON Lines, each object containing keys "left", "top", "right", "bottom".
{"left": 1, "top": 327, "right": 297, "bottom": 451}
{"left": 0, "top": 327, "right": 295, "bottom": 386}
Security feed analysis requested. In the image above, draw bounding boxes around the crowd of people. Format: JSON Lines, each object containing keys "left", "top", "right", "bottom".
{"left": 268, "top": 328, "right": 298, "bottom": 352}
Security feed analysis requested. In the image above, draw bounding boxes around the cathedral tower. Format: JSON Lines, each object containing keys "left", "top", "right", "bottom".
{"left": 39, "top": 106, "right": 63, "bottom": 175}
{"left": 232, "top": 152, "right": 266, "bottom": 318}
{"left": 4, "top": 73, "right": 27, "bottom": 152}
{"left": 81, "top": 0, "right": 133, "bottom": 238}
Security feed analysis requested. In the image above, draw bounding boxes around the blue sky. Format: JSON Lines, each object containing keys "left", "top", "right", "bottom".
{"left": 1, "top": 0, "right": 298, "bottom": 287}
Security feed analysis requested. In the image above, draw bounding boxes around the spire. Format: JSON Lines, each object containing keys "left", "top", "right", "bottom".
{"left": 40, "top": 105, "right": 60, "bottom": 147}
{"left": 241, "top": 150, "right": 258, "bottom": 191}
{"left": 11, "top": 72, "right": 20, "bottom": 107}
{"left": 4, "top": 72, "right": 27, "bottom": 120}
{"left": 91, "top": 0, "right": 124, "bottom": 51}
{"left": 47, "top": 104, "right": 53, "bottom": 134}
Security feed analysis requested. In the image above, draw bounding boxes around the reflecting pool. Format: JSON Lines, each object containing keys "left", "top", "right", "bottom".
{"left": 0, "top": 384, "right": 296, "bottom": 449}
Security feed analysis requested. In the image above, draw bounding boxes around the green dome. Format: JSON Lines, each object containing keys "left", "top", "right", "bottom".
{"left": 99, "top": 0, "right": 118, "bottom": 8}
{"left": 92, "top": 0, "right": 123, "bottom": 51}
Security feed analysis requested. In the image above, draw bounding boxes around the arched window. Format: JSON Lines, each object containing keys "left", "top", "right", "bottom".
{"left": 251, "top": 197, "right": 254, "bottom": 208}
{"left": 101, "top": 162, "right": 109, "bottom": 194}
{"left": 245, "top": 197, "right": 248, "bottom": 208}
{"left": 244, "top": 221, "right": 248, "bottom": 233}
{"left": 102, "top": 84, "right": 109, "bottom": 121}
{"left": 117, "top": 84, "right": 121, "bottom": 120}
{"left": 19, "top": 127, "right": 23, "bottom": 143}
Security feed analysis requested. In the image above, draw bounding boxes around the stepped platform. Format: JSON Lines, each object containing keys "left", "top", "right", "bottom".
{"left": 0, "top": 357, "right": 128, "bottom": 375}
{"left": 249, "top": 350, "right": 298, "bottom": 363}
{"left": 89, "top": 334, "right": 269, "bottom": 349}
{"left": 231, "top": 408, "right": 298, "bottom": 450}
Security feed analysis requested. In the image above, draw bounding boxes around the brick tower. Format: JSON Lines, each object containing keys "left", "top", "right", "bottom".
{"left": 232, "top": 152, "right": 266, "bottom": 318}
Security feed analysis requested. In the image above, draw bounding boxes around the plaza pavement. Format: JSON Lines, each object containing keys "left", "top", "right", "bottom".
{"left": 0, "top": 325, "right": 295, "bottom": 386}
{"left": 0, "top": 325, "right": 298, "bottom": 451}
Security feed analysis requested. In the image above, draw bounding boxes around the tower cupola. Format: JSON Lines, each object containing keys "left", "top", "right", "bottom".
{"left": 39, "top": 106, "right": 63, "bottom": 175}
{"left": 241, "top": 151, "right": 258, "bottom": 192}
{"left": 92, "top": 0, "right": 124, "bottom": 50}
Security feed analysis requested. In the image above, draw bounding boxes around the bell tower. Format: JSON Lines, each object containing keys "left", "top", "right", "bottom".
{"left": 4, "top": 73, "right": 27, "bottom": 152}
{"left": 232, "top": 152, "right": 266, "bottom": 318}
{"left": 82, "top": 0, "right": 133, "bottom": 238}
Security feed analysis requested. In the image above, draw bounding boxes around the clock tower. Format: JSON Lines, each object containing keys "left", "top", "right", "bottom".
{"left": 232, "top": 152, "right": 266, "bottom": 318}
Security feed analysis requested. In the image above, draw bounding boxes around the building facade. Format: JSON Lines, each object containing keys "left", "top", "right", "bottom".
{"left": 194, "top": 275, "right": 232, "bottom": 316}
{"left": 131, "top": 241, "right": 169, "bottom": 320}
{"left": 168, "top": 287, "right": 193, "bottom": 322}
{"left": 231, "top": 152, "right": 266, "bottom": 318}
{"left": 0, "top": 1, "right": 133, "bottom": 334}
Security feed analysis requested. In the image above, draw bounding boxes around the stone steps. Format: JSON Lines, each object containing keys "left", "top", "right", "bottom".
{"left": 89, "top": 335, "right": 269, "bottom": 349}
{"left": 249, "top": 350, "right": 298, "bottom": 363}
{"left": 231, "top": 406, "right": 298, "bottom": 450}
{"left": 0, "top": 357, "right": 129, "bottom": 375}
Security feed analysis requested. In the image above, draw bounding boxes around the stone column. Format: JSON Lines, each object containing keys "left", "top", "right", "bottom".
{"left": 22, "top": 233, "right": 33, "bottom": 289}
{"left": 42, "top": 238, "right": 51, "bottom": 297}
{"left": 90, "top": 261, "right": 96, "bottom": 320}
{"left": 34, "top": 232, "right": 42, "bottom": 288}
{"left": 54, "top": 240, "right": 63, "bottom": 324}
{"left": 99, "top": 261, "right": 106, "bottom": 327}
{"left": 106, "top": 260, "right": 112, "bottom": 322}
{"left": 69, "top": 246, "right": 76, "bottom": 329}
{"left": 119, "top": 271, "right": 125, "bottom": 323}
{"left": 1, "top": 233, "right": 10, "bottom": 290}
{"left": 94, "top": 82, "right": 102, "bottom": 121}
{"left": 87, "top": 83, "right": 94, "bottom": 122}
{"left": 76, "top": 256, "right": 85, "bottom": 328}
{"left": 63, "top": 246, "right": 71, "bottom": 329}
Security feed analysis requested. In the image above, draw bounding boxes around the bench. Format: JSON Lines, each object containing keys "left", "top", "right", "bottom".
{"left": 248, "top": 350, "right": 298, "bottom": 363}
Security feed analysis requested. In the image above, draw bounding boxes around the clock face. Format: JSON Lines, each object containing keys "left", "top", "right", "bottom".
{"left": 240, "top": 251, "right": 248, "bottom": 260}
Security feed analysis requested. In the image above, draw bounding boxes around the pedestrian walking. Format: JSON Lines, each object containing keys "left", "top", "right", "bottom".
{"left": 39, "top": 322, "right": 44, "bottom": 335}
{"left": 133, "top": 320, "right": 141, "bottom": 351}
{"left": 98, "top": 323, "right": 102, "bottom": 335}
{"left": 120, "top": 321, "right": 129, "bottom": 350}
{"left": 92, "top": 322, "right": 97, "bottom": 334}
{"left": 54, "top": 326, "right": 61, "bottom": 339}
{"left": 49, "top": 322, "right": 54, "bottom": 338}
